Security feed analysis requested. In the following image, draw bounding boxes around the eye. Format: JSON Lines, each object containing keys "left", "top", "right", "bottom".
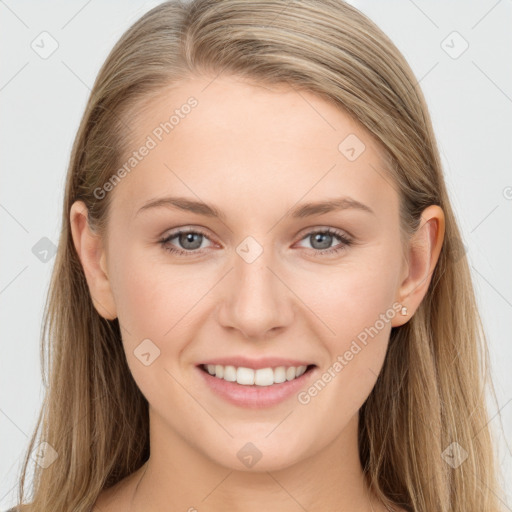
{"left": 159, "top": 228, "right": 214, "bottom": 256}
{"left": 159, "top": 227, "right": 353, "bottom": 257}
{"left": 295, "top": 228, "right": 353, "bottom": 256}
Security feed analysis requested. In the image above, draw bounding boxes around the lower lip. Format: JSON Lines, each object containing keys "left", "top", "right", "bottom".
{"left": 196, "top": 365, "right": 317, "bottom": 409}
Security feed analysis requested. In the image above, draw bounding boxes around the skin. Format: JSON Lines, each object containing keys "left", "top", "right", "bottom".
{"left": 71, "top": 74, "right": 444, "bottom": 512}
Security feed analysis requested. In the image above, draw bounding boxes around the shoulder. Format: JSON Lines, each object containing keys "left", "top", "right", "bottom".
{"left": 4, "top": 504, "right": 32, "bottom": 512}
{"left": 93, "top": 469, "right": 143, "bottom": 512}
{"left": 94, "top": 463, "right": 149, "bottom": 512}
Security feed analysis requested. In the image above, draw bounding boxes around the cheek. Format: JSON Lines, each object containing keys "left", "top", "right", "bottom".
{"left": 296, "top": 250, "right": 401, "bottom": 347}
{"left": 109, "top": 246, "right": 216, "bottom": 358}
{"left": 292, "top": 245, "right": 401, "bottom": 403}
{"left": 108, "top": 249, "right": 210, "bottom": 399}
{"left": 110, "top": 240, "right": 195, "bottom": 323}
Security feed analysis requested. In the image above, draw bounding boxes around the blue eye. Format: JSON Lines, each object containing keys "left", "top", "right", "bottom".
{"left": 160, "top": 229, "right": 212, "bottom": 255}
{"left": 159, "top": 227, "right": 352, "bottom": 257}
{"left": 296, "top": 228, "right": 353, "bottom": 256}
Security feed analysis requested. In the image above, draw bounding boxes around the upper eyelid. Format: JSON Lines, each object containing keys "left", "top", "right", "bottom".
{"left": 162, "top": 227, "right": 216, "bottom": 244}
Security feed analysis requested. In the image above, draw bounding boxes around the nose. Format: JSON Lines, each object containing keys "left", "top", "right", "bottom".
{"left": 215, "top": 243, "right": 295, "bottom": 340}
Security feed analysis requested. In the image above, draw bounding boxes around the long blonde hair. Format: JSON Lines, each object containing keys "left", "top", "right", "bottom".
{"left": 14, "top": 1, "right": 504, "bottom": 511}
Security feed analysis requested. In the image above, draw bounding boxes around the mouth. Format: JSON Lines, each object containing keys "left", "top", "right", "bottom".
{"left": 198, "top": 363, "right": 317, "bottom": 386}
{"left": 195, "top": 357, "right": 319, "bottom": 408}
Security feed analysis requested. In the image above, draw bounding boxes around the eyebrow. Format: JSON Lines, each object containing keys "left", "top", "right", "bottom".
{"left": 136, "top": 195, "right": 375, "bottom": 220}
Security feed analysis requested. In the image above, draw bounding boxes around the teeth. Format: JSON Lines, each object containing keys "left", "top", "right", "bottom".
{"left": 237, "top": 367, "right": 255, "bottom": 385}
{"left": 274, "top": 366, "right": 287, "bottom": 383}
{"left": 254, "top": 368, "right": 274, "bottom": 386}
{"left": 203, "top": 364, "right": 309, "bottom": 386}
{"left": 223, "top": 365, "right": 237, "bottom": 382}
{"left": 297, "top": 366, "right": 307, "bottom": 377}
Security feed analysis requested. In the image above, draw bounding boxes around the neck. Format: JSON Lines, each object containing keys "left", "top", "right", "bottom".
{"left": 129, "top": 411, "right": 381, "bottom": 512}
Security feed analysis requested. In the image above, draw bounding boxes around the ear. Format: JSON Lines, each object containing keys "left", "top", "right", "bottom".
{"left": 69, "top": 200, "right": 117, "bottom": 320}
{"left": 391, "top": 205, "right": 445, "bottom": 327}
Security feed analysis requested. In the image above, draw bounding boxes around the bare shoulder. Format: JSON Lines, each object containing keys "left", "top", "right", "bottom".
{"left": 4, "top": 505, "right": 32, "bottom": 512}
{"left": 3, "top": 477, "right": 140, "bottom": 512}
{"left": 93, "top": 483, "right": 131, "bottom": 512}
{"left": 93, "top": 469, "right": 143, "bottom": 512}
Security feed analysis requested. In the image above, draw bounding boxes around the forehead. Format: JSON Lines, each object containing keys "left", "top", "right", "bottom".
{"left": 111, "top": 75, "right": 397, "bottom": 224}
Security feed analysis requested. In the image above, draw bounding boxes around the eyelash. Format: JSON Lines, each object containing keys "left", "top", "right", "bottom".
{"left": 159, "top": 227, "right": 353, "bottom": 257}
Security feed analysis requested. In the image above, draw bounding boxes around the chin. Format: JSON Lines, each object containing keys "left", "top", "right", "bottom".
{"left": 201, "top": 433, "right": 311, "bottom": 473}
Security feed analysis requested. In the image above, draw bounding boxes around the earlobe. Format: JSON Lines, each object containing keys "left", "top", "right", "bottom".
{"left": 391, "top": 205, "right": 445, "bottom": 327}
{"left": 69, "top": 200, "right": 117, "bottom": 320}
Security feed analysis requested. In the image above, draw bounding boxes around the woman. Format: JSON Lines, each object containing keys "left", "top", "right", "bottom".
{"left": 9, "top": 0, "right": 504, "bottom": 511}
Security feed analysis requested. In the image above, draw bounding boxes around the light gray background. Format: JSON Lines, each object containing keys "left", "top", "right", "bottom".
{"left": 1, "top": 0, "right": 511, "bottom": 509}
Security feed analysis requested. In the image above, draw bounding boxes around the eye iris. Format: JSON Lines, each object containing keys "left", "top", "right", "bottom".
{"left": 179, "top": 232, "right": 203, "bottom": 250}
{"left": 311, "top": 232, "right": 332, "bottom": 250}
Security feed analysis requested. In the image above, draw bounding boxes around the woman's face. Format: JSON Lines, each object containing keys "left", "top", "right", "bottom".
{"left": 82, "top": 74, "right": 415, "bottom": 471}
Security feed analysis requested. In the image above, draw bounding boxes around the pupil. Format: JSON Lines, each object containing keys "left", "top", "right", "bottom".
{"left": 313, "top": 233, "right": 331, "bottom": 250}
{"left": 180, "top": 232, "right": 202, "bottom": 250}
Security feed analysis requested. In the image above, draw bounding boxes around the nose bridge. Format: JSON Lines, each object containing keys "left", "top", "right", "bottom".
{"left": 218, "top": 234, "right": 293, "bottom": 338}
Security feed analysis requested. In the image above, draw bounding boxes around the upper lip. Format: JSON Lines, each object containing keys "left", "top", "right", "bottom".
{"left": 197, "top": 357, "right": 315, "bottom": 370}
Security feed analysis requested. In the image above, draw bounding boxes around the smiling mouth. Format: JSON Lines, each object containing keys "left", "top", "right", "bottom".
{"left": 199, "top": 363, "right": 316, "bottom": 386}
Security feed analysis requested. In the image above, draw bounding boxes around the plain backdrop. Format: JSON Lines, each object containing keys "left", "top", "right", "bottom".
{"left": 1, "top": 0, "right": 511, "bottom": 509}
